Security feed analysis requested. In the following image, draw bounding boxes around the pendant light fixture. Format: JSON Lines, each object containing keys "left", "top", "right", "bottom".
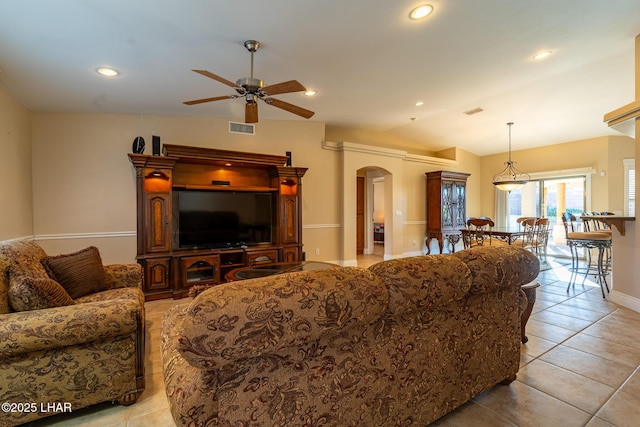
{"left": 492, "top": 122, "right": 529, "bottom": 192}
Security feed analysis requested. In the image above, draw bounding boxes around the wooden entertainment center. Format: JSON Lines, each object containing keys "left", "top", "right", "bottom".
{"left": 128, "top": 144, "right": 307, "bottom": 300}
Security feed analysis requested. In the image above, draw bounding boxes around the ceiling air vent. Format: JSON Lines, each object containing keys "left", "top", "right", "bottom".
{"left": 229, "top": 121, "right": 255, "bottom": 135}
{"left": 463, "top": 107, "right": 484, "bottom": 116}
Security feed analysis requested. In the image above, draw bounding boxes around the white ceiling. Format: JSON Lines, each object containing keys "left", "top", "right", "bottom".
{"left": 1, "top": 0, "right": 638, "bottom": 156}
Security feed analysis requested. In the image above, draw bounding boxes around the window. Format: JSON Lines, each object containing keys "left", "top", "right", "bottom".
{"left": 624, "top": 158, "right": 635, "bottom": 216}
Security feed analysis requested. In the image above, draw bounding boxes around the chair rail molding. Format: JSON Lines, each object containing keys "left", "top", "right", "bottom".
{"left": 302, "top": 223, "right": 341, "bottom": 229}
{"left": 35, "top": 231, "right": 137, "bottom": 241}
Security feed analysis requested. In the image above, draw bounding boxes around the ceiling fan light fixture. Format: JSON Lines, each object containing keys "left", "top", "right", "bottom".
{"left": 410, "top": 5, "right": 433, "bottom": 20}
{"left": 304, "top": 89, "right": 317, "bottom": 96}
{"left": 492, "top": 122, "right": 530, "bottom": 192}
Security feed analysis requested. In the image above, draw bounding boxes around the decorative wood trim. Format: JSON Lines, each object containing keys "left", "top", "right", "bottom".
{"left": 162, "top": 144, "right": 288, "bottom": 167}
{"left": 128, "top": 153, "right": 179, "bottom": 169}
{"left": 172, "top": 184, "right": 279, "bottom": 192}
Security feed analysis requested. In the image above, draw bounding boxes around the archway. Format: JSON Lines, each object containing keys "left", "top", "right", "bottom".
{"left": 356, "top": 167, "right": 389, "bottom": 267}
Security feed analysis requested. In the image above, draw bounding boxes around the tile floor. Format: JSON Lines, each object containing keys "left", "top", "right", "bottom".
{"left": 24, "top": 257, "right": 640, "bottom": 427}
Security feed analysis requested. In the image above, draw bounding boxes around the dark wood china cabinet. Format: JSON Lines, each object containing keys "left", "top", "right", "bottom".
{"left": 425, "top": 170, "right": 470, "bottom": 254}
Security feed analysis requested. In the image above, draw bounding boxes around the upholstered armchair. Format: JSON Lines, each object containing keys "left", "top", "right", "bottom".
{"left": 0, "top": 240, "right": 145, "bottom": 426}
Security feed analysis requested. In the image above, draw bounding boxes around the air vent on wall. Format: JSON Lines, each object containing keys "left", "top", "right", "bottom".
{"left": 229, "top": 121, "right": 255, "bottom": 135}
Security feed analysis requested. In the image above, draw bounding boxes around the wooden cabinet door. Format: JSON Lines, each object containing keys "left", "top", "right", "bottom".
{"left": 280, "top": 195, "right": 298, "bottom": 244}
{"left": 441, "top": 181, "right": 454, "bottom": 228}
{"left": 282, "top": 246, "right": 300, "bottom": 263}
{"left": 454, "top": 182, "right": 467, "bottom": 228}
{"left": 145, "top": 193, "right": 171, "bottom": 253}
{"left": 181, "top": 255, "right": 220, "bottom": 288}
{"left": 143, "top": 258, "right": 170, "bottom": 292}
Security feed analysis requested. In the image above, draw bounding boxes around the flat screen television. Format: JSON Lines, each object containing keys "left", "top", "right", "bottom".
{"left": 174, "top": 190, "right": 274, "bottom": 249}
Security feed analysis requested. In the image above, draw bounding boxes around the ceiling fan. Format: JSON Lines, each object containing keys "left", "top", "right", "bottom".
{"left": 183, "top": 40, "right": 315, "bottom": 124}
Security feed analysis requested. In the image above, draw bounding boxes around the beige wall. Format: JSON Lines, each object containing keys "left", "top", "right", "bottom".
{"left": 0, "top": 83, "right": 32, "bottom": 240}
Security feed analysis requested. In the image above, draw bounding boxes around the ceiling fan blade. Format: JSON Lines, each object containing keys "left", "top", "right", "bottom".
{"left": 245, "top": 102, "right": 258, "bottom": 123}
{"left": 262, "top": 80, "right": 306, "bottom": 96}
{"left": 266, "top": 98, "right": 315, "bottom": 119}
{"left": 183, "top": 95, "right": 234, "bottom": 105}
{"left": 192, "top": 69, "right": 242, "bottom": 89}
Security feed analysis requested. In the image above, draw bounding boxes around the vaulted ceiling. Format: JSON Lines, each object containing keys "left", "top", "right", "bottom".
{"left": 1, "top": 1, "right": 638, "bottom": 155}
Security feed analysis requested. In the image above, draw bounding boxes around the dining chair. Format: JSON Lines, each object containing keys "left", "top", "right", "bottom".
{"left": 516, "top": 216, "right": 538, "bottom": 228}
{"left": 512, "top": 217, "right": 537, "bottom": 252}
{"left": 533, "top": 217, "right": 550, "bottom": 261}
{"left": 465, "top": 217, "right": 495, "bottom": 248}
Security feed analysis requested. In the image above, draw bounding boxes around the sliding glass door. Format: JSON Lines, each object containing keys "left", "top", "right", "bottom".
{"left": 506, "top": 176, "right": 586, "bottom": 257}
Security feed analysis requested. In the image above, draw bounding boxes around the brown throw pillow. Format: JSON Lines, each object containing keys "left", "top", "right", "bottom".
{"left": 8, "top": 276, "right": 75, "bottom": 312}
{"left": 41, "top": 246, "right": 108, "bottom": 299}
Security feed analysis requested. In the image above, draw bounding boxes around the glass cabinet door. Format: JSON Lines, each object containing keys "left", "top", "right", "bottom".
{"left": 182, "top": 256, "right": 219, "bottom": 285}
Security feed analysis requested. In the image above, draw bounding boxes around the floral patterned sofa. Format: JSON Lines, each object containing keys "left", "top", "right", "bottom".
{"left": 0, "top": 239, "right": 145, "bottom": 426}
{"left": 161, "top": 246, "right": 539, "bottom": 426}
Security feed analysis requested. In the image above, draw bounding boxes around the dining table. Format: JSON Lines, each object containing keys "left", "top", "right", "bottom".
{"left": 460, "top": 226, "right": 526, "bottom": 248}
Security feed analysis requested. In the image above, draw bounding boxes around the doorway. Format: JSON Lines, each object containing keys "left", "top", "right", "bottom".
{"left": 356, "top": 169, "right": 387, "bottom": 267}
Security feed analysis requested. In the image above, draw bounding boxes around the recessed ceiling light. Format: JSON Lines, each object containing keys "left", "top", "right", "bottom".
{"left": 415, "top": 101, "right": 424, "bottom": 106}
{"left": 410, "top": 5, "right": 433, "bottom": 20}
{"left": 532, "top": 50, "right": 552, "bottom": 60}
{"left": 96, "top": 67, "right": 119, "bottom": 77}
{"left": 304, "top": 89, "right": 317, "bottom": 96}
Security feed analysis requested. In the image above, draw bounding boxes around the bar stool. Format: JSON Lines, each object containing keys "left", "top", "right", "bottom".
{"left": 561, "top": 213, "right": 611, "bottom": 298}
{"left": 582, "top": 212, "right": 613, "bottom": 271}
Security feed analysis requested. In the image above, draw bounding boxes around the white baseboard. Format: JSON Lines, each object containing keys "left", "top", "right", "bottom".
{"left": 610, "top": 290, "right": 640, "bottom": 313}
